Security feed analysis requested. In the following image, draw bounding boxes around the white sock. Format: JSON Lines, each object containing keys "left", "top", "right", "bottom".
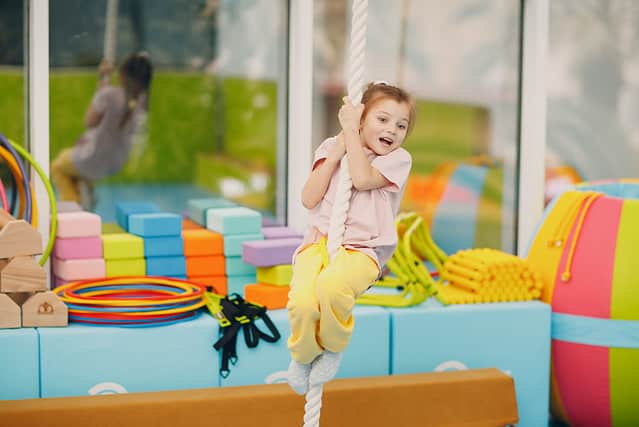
{"left": 287, "top": 359, "right": 311, "bottom": 395}
{"left": 309, "top": 350, "right": 342, "bottom": 387}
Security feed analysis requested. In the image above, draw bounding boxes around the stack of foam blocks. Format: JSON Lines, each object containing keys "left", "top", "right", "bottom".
{"left": 115, "top": 202, "right": 185, "bottom": 279}
{"left": 0, "top": 210, "right": 67, "bottom": 328}
{"left": 187, "top": 198, "right": 263, "bottom": 296}
{"left": 182, "top": 218, "right": 227, "bottom": 295}
{"left": 241, "top": 226, "right": 303, "bottom": 309}
{"left": 52, "top": 203, "right": 105, "bottom": 287}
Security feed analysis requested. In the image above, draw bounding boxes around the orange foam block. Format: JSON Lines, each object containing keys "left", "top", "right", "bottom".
{"left": 244, "top": 283, "right": 290, "bottom": 309}
{"left": 188, "top": 275, "right": 227, "bottom": 295}
{"left": 182, "top": 218, "right": 203, "bottom": 230}
{"left": 182, "top": 229, "right": 223, "bottom": 256}
{"left": 185, "top": 255, "right": 225, "bottom": 277}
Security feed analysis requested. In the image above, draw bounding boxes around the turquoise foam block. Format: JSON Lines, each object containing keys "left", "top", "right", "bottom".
{"left": 128, "top": 213, "right": 182, "bottom": 237}
{"left": 144, "top": 236, "right": 184, "bottom": 257}
{"left": 115, "top": 201, "right": 160, "bottom": 231}
{"left": 390, "top": 300, "right": 551, "bottom": 427}
{"left": 224, "top": 233, "right": 264, "bottom": 257}
{"left": 188, "top": 198, "right": 236, "bottom": 226}
{"left": 146, "top": 256, "right": 186, "bottom": 277}
{"left": 227, "top": 274, "right": 257, "bottom": 296}
{"left": 0, "top": 328, "right": 39, "bottom": 399}
{"left": 39, "top": 314, "right": 219, "bottom": 397}
{"left": 220, "top": 306, "right": 390, "bottom": 387}
{"left": 225, "top": 256, "right": 257, "bottom": 277}
{"left": 206, "top": 207, "right": 262, "bottom": 235}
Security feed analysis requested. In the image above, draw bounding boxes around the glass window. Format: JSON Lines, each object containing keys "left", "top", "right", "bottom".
{"left": 0, "top": 0, "right": 26, "bottom": 219}
{"left": 313, "top": 0, "right": 522, "bottom": 254}
{"left": 49, "top": 0, "right": 289, "bottom": 224}
{"left": 0, "top": 0, "right": 26, "bottom": 143}
{"left": 546, "top": 0, "right": 639, "bottom": 202}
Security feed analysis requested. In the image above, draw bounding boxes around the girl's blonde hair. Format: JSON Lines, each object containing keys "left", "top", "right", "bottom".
{"left": 360, "top": 82, "right": 416, "bottom": 134}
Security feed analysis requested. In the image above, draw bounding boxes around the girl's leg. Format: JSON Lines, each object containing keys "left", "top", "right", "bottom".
{"left": 286, "top": 243, "right": 326, "bottom": 364}
{"left": 50, "top": 148, "right": 82, "bottom": 203}
{"left": 315, "top": 248, "right": 379, "bottom": 353}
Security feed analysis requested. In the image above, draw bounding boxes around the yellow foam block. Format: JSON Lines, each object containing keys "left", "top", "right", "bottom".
{"left": 105, "top": 258, "right": 146, "bottom": 277}
{"left": 255, "top": 264, "right": 292, "bottom": 286}
{"left": 101, "top": 233, "right": 144, "bottom": 260}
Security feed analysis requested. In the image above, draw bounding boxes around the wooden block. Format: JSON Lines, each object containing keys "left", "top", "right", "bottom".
{"left": 185, "top": 255, "right": 225, "bottom": 277}
{"left": 0, "top": 293, "right": 21, "bottom": 328}
{"left": 244, "top": 283, "right": 290, "bottom": 309}
{"left": 0, "top": 220, "right": 42, "bottom": 258}
{"left": 0, "top": 209, "right": 17, "bottom": 228}
{"left": 0, "top": 369, "right": 518, "bottom": 427}
{"left": 6, "top": 292, "right": 33, "bottom": 306}
{"left": 0, "top": 256, "right": 47, "bottom": 292}
{"left": 21, "top": 291, "right": 68, "bottom": 327}
{"left": 256, "top": 264, "right": 293, "bottom": 286}
{"left": 187, "top": 275, "right": 227, "bottom": 295}
{"left": 182, "top": 229, "right": 223, "bottom": 256}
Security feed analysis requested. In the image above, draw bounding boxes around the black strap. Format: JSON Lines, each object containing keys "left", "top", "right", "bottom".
{"left": 212, "top": 293, "right": 281, "bottom": 378}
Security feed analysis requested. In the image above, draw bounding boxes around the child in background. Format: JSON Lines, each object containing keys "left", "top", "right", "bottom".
{"left": 287, "top": 82, "right": 415, "bottom": 394}
{"left": 51, "top": 52, "right": 153, "bottom": 209}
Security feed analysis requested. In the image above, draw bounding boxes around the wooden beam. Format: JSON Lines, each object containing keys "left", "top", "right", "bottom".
{"left": 0, "top": 368, "right": 517, "bottom": 426}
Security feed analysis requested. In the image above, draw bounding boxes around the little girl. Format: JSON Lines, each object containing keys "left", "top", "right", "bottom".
{"left": 51, "top": 52, "right": 153, "bottom": 208}
{"left": 287, "top": 82, "right": 415, "bottom": 394}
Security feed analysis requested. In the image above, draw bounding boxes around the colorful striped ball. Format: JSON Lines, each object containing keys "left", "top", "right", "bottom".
{"left": 527, "top": 180, "right": 639, "bottom": 427}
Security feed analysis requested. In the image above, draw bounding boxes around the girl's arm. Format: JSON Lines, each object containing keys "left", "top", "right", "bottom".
{"left": 301, "top": 139, "right": 344, "bottom": 209}
{"left": 343, "top": 128, "right": 390, "bottom": 191}
{"left": 85, "top": 60, "right": 113, "bottom": 128}
{"left": 301, "top": 157, "right": 340, "bottom": 210}
{"left": 339, "top": 100, "right": 391, "bottom": 191}
{"left": 84, "top": 105, "right": 104, "bottom": 128}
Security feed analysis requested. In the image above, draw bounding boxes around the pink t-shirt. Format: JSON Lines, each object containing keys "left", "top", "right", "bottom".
{"left": 295, "top": 137, "right": 412, "bottom": 270}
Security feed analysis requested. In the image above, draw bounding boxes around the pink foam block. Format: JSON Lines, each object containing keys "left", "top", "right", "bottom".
{"left": 262, "top": 226, "right": 303, "bottom": 240}
{"left": 53, "top": 257, "right": 105, "bottom": 281}
{"left": 241, "top": 238, "right": 302, "bottom": 267}
{"left": 53, "top": 236, "right": 103, "bottom": 260}
{"left": 56, "top": 211, "right": 102, "bottom": 238}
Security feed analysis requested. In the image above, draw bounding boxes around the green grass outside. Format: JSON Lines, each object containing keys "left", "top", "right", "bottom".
{"left": 0, "top": 69, "right": 487, "bottom": 215}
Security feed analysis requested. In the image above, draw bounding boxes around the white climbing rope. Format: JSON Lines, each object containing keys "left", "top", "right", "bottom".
{"left": 104, "top": 0, "right": 119, "bottom": 62}
{"left": 303, "top": 1, "right": 368, "bottom": 426}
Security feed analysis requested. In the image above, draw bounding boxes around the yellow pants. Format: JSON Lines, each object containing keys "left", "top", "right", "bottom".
{"left": 287, "top": 238, "right": 379, "bottom": 364}
{"left": 50, "top": 148, "right": 89, "bottom": 204}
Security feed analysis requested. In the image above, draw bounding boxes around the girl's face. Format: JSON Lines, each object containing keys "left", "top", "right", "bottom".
{"left": 360, "top": 98, "right": 411, "bottom": 156}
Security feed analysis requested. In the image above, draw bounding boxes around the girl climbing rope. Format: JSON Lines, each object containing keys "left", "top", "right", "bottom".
{"left": 286, "top": 80, "right": 415, "bottom": 395}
